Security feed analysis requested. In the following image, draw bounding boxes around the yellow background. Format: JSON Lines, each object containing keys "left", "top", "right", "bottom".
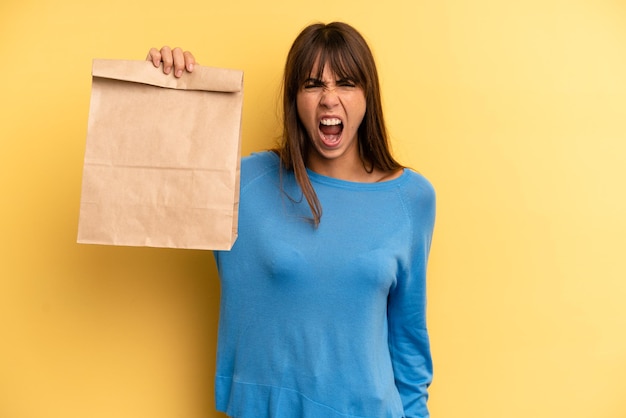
{"left": 1, "top": 1, "right": 625, "bottom": 417}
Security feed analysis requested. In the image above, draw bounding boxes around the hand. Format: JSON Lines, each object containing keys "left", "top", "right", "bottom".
{"left": 146, "top": 46, "right": 197, "bottom": 78}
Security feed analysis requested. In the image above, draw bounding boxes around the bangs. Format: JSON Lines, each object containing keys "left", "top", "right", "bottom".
{"left": 300, "top": 37, "right": 367, "bottom": 86}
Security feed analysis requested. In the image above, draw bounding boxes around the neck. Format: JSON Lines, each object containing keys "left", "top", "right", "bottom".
{"left": 306, "top": 155, "right": 402, "bottom": 183}
{"left": 306, "top": 152, "right": 369, "bottom": 182}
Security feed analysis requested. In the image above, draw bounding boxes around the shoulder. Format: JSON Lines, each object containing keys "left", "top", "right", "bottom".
{"left": 400, "top": 169, "right": 436, "bottom": 206}
{"left": 395, "top": 169, "right": 436, "bottom": 229}
{"left": 241, "top": 150, "right": 280, "bottom": 173}
{"left": 240, "top": 151, "right": 281, "bottom": 189}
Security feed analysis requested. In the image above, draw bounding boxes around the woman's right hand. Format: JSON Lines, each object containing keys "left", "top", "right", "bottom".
{"left": 146, "top": 46, "right": 197, "bottom": 78}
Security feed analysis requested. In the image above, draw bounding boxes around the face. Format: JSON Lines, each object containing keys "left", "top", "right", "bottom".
{"left": 296, "top": 63, "right": 366, "bottom": 176}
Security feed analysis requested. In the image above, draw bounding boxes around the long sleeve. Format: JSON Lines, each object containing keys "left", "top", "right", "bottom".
{"left": 387, "top": 179, "right": 436, "bottom": 417}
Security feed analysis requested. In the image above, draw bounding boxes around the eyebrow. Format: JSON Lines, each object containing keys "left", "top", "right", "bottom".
{"left": 304, "top": 77, "right": 324, "bottom": 85}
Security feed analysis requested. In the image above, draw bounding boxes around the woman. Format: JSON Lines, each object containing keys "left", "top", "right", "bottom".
{"left": 148, "top": 22, "right": 435, "bottom": 418}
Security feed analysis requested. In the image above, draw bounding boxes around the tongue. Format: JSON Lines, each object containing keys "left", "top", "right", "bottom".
{"left": 320, "top": 124, "right": 342, "bottom": 136}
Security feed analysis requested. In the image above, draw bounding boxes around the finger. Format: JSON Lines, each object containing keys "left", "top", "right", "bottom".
{"left": 160, "top": 46, "right": 174, "bottom": 75}
{"left": 146, "top": 47, "right": 162, "bottom": 67}
{"left": 183, "top": 50, "right": 196, "bottom": 72}
{"left": 172, "top": 47, "right": 186, "bottom": 77}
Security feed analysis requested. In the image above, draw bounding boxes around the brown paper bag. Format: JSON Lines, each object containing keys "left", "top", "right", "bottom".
{"left": 77, "top": 59, "right": 243, "bottom": 250}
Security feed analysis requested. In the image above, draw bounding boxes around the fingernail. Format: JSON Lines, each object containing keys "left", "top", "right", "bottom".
{"left": 175, "top": 69, "right": 183, "bottom": 77}
{"left": 188, "top": 63, "right": 194, "bottom": 72}
{"left": 164, "top": 66, "right": 171, "bottom": 74}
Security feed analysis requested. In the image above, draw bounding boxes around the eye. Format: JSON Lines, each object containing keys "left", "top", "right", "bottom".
{"left": 303, "top": 78, "right": 324, "bottom": 90}
{"left": 337, "top": 79, "right": 357, "bottom": 88}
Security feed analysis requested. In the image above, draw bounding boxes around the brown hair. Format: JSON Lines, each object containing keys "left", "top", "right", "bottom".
{"left": 275, "top": 22, "right": 402, "bottom": 225}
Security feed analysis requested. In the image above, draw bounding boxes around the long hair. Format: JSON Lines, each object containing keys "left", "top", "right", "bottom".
{"left": 276, "top": 22, "right": 402, "bottom": 226}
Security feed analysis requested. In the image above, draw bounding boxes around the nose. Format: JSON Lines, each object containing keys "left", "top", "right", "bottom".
{"left": 319, "top": 87, "right": 340, "bottom": 108}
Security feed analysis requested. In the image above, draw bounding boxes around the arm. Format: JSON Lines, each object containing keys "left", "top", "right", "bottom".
{"left": 146, "top": 46, "right": 197, "bottom": 78}
{"left": 388, "top": 178, "right": 436, "bottom": 417}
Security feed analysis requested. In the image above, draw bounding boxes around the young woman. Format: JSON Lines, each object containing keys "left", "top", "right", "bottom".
{"left": 148, "top": 21, "right": 436, "bottom": 418}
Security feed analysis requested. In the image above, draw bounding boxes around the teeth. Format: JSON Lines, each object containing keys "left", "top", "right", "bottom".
{"left": 320, "top": 118, "right": 342, "bottom": 126}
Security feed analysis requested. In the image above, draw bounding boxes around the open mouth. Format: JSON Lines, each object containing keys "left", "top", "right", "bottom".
{"left": 319, "top": 118, "right": 343, "bottom": 146}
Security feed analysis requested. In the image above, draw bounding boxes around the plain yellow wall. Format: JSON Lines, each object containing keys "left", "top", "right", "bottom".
{"left": 1, "top": 1, "right": 625, "bottom": 417}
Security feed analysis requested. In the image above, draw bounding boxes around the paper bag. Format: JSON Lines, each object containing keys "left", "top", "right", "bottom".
{"left": 77, "top": 59, "right": 243, "bottom": 250}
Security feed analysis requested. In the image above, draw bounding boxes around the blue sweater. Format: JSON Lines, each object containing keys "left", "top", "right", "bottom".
{"left": 214, "top": 151, "right": 435, "bottom": 418}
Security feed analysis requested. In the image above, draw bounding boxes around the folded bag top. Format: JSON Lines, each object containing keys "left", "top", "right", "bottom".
{"left": 91, "top": 58, "right": 243, "bottom": 93}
